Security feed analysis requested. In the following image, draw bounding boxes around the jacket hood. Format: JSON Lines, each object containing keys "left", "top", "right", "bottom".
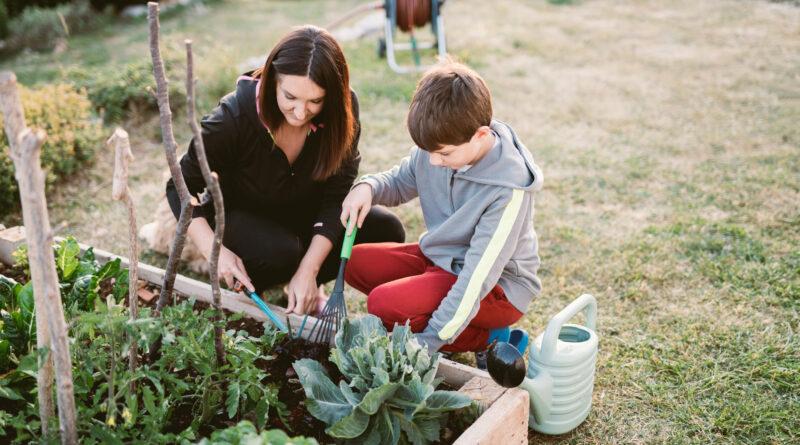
{"left": 233, "top": 72, "right": 269, "bottom": 131}
{"left": 455, "top": 120, "right": 543, "bottom": 192}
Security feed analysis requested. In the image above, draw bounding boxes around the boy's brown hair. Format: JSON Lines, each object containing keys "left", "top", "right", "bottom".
{"left": 407, "top": 61, "right": 493, "bottom": 151}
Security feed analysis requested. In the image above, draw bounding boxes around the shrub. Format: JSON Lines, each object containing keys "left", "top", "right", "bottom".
{"left": 0, "top": 0, "right": 9, "bottom": 39}
{"left": 64, "top": 54, "right": 186, "bottom": 122}
{"left": 5, "top": 0, "right": 107, "bottom": 53}
{"left": 0, "top": 82, "right": 102, "bottom": 218}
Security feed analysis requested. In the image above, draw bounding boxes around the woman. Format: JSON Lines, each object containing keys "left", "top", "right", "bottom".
{"left": 166, "top": 26, "right": 405, "bottom": 315}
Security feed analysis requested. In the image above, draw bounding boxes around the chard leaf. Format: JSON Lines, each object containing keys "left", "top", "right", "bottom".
{"left": 293, "top": 358, "right": 351, "bottom": 424}
{"left": 56, "top": 237, "right": 81, "bottom": 280}
{"left": 17, "top": 281, "right": 34, "bottom": 323}
{"left": 326, "top": 408, "right": 369, "bottom": 439}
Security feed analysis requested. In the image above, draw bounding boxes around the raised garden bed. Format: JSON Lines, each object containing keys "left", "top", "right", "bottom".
{"left": 0, "top": 226, "right": 529, "bottom": 444}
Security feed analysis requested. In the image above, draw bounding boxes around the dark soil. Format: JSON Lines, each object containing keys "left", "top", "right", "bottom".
{"left": 0, "top": 262, "right": 27, "bottom": 284}
{"left": 262, "top": 336, "right": 341, "bottom": 443}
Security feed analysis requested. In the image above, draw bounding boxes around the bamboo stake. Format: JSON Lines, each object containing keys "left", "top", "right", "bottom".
{"left": 185, "top": 40, "right": 226, "bottom": 366}
{"left": 0, "top": 72, "right": 77, "bottom": 444}
{"left": 108, "top": 128, "right": 139, "bottom": 381}
{"left": 147, "top": 2, "right": 194, "bottom": 312}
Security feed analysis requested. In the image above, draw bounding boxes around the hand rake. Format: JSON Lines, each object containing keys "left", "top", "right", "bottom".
{"left": 298, "top": 221, "right": 358, "bottom": 344}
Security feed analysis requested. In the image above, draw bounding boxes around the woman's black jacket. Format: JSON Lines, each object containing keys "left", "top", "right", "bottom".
{"left": 166, "top": 75, "right": 361, "bottom": 246}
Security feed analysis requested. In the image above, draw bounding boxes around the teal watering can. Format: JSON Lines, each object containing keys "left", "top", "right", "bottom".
{"left": 487, "top": 294, "right": 598, "bottom": 435}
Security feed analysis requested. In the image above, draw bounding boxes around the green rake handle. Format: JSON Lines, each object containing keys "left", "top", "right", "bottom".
{"left": 340, "top": 220, "right": 358, "bottom": 260}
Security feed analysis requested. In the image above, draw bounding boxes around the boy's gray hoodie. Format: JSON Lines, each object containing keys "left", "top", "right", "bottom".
{"left": 357, "top": 120, "right": 543, "bottom": 351}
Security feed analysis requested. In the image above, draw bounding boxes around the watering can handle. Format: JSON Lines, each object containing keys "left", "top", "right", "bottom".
{"left": 539, "top": 294, "right": 597, "bottom": 363}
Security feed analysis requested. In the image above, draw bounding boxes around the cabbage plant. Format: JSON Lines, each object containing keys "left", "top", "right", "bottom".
{"left": 293, "top": 315, "right": 471, "bottom": 445}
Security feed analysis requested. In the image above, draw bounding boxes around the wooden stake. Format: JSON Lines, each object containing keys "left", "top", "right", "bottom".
{"left": 147, "top": 2, "right": 193, "bottom": 312}
{"left": 108, "top": 128, "right": 139, "bottom": 381}
{"left": 185, "top": 40, "right": 226, "bottom": 366}
{"left": 0, "top": 72, "right": 77, "bottom": 444}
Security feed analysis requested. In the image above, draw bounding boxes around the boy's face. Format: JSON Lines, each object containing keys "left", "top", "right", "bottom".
{"left": 428, "top": 127, "right": 491, "bottom": 170}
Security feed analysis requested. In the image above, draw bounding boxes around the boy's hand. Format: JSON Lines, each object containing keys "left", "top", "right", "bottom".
{"left": 341, "top": 183, "right": 373, "bottom": 235}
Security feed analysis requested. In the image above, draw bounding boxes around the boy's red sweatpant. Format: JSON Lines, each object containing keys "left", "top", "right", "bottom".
{"left": 344, "top": 243, "right": 523, "bottom": 353}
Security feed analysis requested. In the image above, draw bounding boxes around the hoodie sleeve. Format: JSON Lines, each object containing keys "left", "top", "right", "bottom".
{"left": 166, "top": 101, "right": 237, "bottom": 220}
{"left": 416, "top": 187, "right": 530, "bottom": 351}
{"left": 356, "top": 147, "right": 419, "bottom": 207}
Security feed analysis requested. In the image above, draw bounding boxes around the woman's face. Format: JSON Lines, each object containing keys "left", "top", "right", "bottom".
{"left": 275, "top": 74, "right": 326, "bottom": 127}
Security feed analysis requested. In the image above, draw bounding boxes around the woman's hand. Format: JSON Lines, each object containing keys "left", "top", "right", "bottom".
{"left": 341, "top": 183, "right": 373, "bottom": 235}
{"left": 218, "top": 245, "right": 255, "bottom": 292}
{"left": 285, "top": 267, "right": 319, "bottom": 315}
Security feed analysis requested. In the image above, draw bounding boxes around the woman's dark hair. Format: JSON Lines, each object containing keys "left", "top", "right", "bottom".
{"left": 253, "top": 25, "right": 355, "bottom": 181}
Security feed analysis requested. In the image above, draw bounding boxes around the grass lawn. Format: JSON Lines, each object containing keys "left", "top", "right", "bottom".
{"left": 2, "top": 0, "right": 799, "bottom": 443}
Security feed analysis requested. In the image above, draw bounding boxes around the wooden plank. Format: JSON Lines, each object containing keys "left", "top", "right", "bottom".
{"left": 0, "top": 225, "right": 25, "bottom": 265}
{"left": 453, "top": 387, "right": 529, "bottom": 445}
{"left": 458, "top": 376, "right": 507, "bottom": 411}
{"left": 83, "top": 243, "right": 325, "bottom": 341}
{"left": 438, "top": 356, "right": 491, "bottom": 388}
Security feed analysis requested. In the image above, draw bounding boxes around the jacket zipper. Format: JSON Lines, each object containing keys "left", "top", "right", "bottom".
{"left": 449, "top": 170, "right": 456, "bottom": 213}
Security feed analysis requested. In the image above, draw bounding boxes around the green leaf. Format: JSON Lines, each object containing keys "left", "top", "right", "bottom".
{"left": 422, "top": 391, "right": 472, "bottom": 413}
{"left": 397, "top": 412, "right": 440, "bottom": 445}
{"left": 0, "top": 381, "right": 23, "bottom": 400}
{"left": 0, "top": 340, "right": 10, "bottom": 371}
{"left": 226, "top": 381, "right": 240, "bottom": 419}
{"left": 142, "top": 386, "right": 157, "bottom": 415}
{"left": 56, "top": 237, "right": 81, "bottom": 280}
{"left": 339, "top": 380, "right": 362, "bottom": 406}
{"left": 293, "top": 359, "right": 351, "bottom": 425}
{"left": 356, "top": 382, "right": 400, "bottom": 416}
{"left": 255, "top": 398, "right": 269, "bottom": 430}
{"left": 112, "top": 268, "right": 129, "bottom": 304}
{"left": 16, "top": 281, "right": 34, "bottom": 322}
{"left": 0, "top": 275, "right": 19, "bottom": 311}
{"left": 326, "top": 408, "right": 370, "bottom": 439}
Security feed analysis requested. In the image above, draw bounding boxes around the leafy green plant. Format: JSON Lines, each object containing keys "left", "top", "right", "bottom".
{"left": 0, "top": 275, "right": 33, "bottom": 372}
{"left": 195, "top": 420, "right": 318, "bottom": 445}
{"left": 4, "top": 0, "right": 107, "bottom": 53}
{"left": 293, "top": 316, "right": 471, "bottom": 445}
{"left": 63, "top": 54, "right": 186, "bottom": 123}
{"left": 0, "top": 83, "right": 102, "bottom": 218}
{"left": 0, "top": 237, "right": 127, "bottom": 373}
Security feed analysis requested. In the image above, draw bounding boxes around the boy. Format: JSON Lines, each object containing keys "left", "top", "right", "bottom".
{"left": 340, "top": 61, "right": 543, "bottom": 353}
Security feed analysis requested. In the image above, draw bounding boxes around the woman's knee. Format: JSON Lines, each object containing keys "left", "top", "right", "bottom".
{"left": 362, "top": 206, "right": 405, "bottom": 244}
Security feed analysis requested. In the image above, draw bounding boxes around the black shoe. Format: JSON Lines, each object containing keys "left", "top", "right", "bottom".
{"left": 475, "top": 350, "right": 488, "bottom": 370}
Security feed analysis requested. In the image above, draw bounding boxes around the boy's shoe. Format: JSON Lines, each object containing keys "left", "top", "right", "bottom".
{"left": 487, "top": 326, "right": 510, "bottom": 344}
{"left": 508, "top": 328, "right": 529, "bottom": 354}
{"left": 475, "top": 350, "right": 488, "bottom": 370}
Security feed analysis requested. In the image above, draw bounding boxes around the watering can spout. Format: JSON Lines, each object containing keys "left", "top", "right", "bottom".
{"left": 519, "top": 368, "right": 553, "bottom": 425}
